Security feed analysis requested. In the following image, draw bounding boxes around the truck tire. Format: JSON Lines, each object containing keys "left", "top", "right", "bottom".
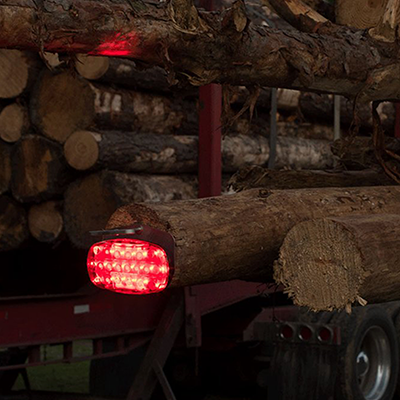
{"left": 335, "top": 305, "right": 399, "bottom": 400}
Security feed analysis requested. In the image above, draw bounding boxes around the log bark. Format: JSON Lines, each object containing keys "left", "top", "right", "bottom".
{"left": 64, "top": 172, "right": 197, "bottom": 248}
{"left": 0, "top": 141, "right": 11, "bottom": 196}
{"left": 0, "top": 196, "right": 29, "bottom": 251}
{"left": 30, "top": 71, "right": 198, "bottom": 143}
{"left": 106, "top": 186, "right": 400, "bottom": 287}
{"left": 0, "top": 50, "right": 41, "bottom": 99}
{"left": 11, "top": 135, "right": 73, "bottom": 203}
{"left": 228, "top": 166, "right": 395, "bottom": 192}
{"left": 276, "top": 122, "right": 334, "bottom": 140}
{"left": 0, "top": 103, "right": 30, "bottom": 143}
{"left": 28, "top": 201, "right": 64, "bottom": 244}
{"left": 275, "top": 214, "right": 400, "bottom": 311}
{"left": 63, "top": 130, "right": 334, "bottom": 173}
{"left": 299, "top": 93, "right": 395, "bottom": 132}
{"left": 75, "top": 55, "right": 194, "bottom": 94}
{"left": 2, "top": 0, "right": 400, "bottom": 101}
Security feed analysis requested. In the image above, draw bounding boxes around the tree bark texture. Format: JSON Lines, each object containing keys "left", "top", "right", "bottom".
{"left": 64, "top": 171, "right": 197, "bottom": 248}
{"left": 11, "top": 135, "right": 73, "bottom": 203}
{"left": 63, "top": 130, "right": 334, "bottom": 173}
{"left": 0, "top": 141, "right": 11, "bottom": 196}
{"left": 0, "top": 196, "right": 29, "bottom": 251}
{"left": 275, "top": 214, "right": 400, "bottom": 311}
{"left": 30, "top": 71, "right": 198, "bottom": 143}
{"left": 106, "top": 186, "right": 400, "bottom": 287}
{"left": 228, "top": 166, "right": 395, "bottom": 192}
{"left": 2, "top": 0, "right": 400, "bottom": 101}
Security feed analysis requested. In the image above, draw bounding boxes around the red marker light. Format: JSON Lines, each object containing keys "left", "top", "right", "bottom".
{"left": 87, "top": 238, "right": 171, "bottom": 295}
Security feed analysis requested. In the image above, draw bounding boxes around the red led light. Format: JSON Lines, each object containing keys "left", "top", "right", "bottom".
{"left": 299, "top": 326, "right": 313, "bottom": 341}
{"left": 90, "top": 32, "right": 140, "bottom": 57}
{"left": 87, "top": 238, "right": 171, "bottom": 295}
{"left": 280, "top": 325, "right": 294, "bottom": 340}
{"left": 318, "top": 327, "right": 332, "bottom": 343}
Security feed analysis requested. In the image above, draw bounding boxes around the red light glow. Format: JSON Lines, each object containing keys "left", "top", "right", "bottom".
{"left": 91, "top": 32, "right": 140, "bottom": 57}
{"left": 87, "top": 238, "right": 170, "bottom": 295}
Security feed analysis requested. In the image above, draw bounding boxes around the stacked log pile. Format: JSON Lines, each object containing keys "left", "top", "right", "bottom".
{"left": 0, "top": 48, "right": 353, "bottom": 254}
{"left": 1, "top": 47, "right": 399, "bottom": 300}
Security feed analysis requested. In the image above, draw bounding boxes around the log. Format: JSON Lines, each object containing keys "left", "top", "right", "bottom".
{"left": 3, "top": 0, "right": 400, "bottom": 101}
{"left": 0, "top": 103, "right": 30, "bottom": 143}
{"left": 299, "top": 93, "right": 395, "bottom": 132}
{"left": 0, "top": 50, "right": 41, "bottom": 99}
{"left": 275, "top": 214, "right": 400, "bottom": 311}
{"left": 106, "top": 186, "right": 400, "bottom": 287}
{"left": 64, "top": 172, "right": 197, "bottom": 248}
{"left": 228, "top": 166, "right": 395, "bottom": 192}
{"left": 276, "top": 122, "right": 334, "bottom": 141}
{"left": 28, "top": 201, "right": 64, "bottom": 244}
{"left": 30, "top": 71, "right": 198, "bottom": 143}
{"left": 0, "top": 196, "right": 29, "bottom": 251}
{"left": 11, "top": 135, "right": 73, "bottom": 203}
{"left": 63, "top": 130, "right": 334, "bottom": 173}
{"left": 0, "top": 141, "right": 11, "bottom": 195}
{"left": 75, "top": 55, "right": 194, "bottom": 94}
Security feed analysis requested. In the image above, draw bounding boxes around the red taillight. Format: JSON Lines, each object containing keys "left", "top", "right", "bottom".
{"left": 87, "top": 238, "right": 171, "bottom": 295}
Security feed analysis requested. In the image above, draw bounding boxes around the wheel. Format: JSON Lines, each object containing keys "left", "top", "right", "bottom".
{"left": 335, "top": 305, "right": 399, "bottom": 400}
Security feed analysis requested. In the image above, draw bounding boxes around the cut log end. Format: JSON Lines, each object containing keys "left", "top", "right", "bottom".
{"left": 0, "top": 103, "right": 28, "bottom": 143}
{"left": 28, "top": 201, "right": 64, "bottom": 243}
{"left": 0, "top": 196, "right": 29, "bottom": 251}
{"left": 275, "top": 218, "right": 365, "bottom": 311}
{"left": 75, "top": 54, "right": 110, "bottom": 80}
{"left": 30, "top": 71, "right": 95, "bottom": 143}
{"left": 0, "top": 50, "right": 33, "bottom": 98}
{"left": 64, "top": 130, "right": 99, "bottom": 170}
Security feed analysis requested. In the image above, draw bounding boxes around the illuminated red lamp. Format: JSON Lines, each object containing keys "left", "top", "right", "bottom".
{"left": 87, "top": 238, "right": 171, "bottom": 295}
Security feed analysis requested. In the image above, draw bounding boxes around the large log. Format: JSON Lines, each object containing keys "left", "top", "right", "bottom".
{"left": 0, "top": 103, "right": 30, "bottom": 143}
{"left": 28, "top": 201, "right": 64, "bottom": 244}
{"left": 64, "top": 172, "right": 197, "bottom": 248}
{"left": 106, "top": 186, "right": 400, "bottom": 288}
{"left": 30, "top": 71, "right": 197, "bottom": 143}
{"left": 11, "top": 135, "right": 73, "bottom": 203}
{"left": 63, "top": 130, "right": 334, "bottom": 173}
{"left": 0, "top": 50, "right": 41, "bottom": 99}
{"left": 228, "top": 166, "right": 395, "bottom": 192}
{"left": 3, "top": 0, "right": 400, "bottom": 101}
{"left": 0, "top": 142, "right": 11, "bottom": 195}
{"left": 0, "top": 196, "right": 29, "bottom": 251}
{"left": 275, "top": 214, "right": 400, "bottom": 311}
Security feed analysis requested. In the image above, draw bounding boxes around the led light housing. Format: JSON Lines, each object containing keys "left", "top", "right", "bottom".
{"left": 87, "top": 226, "right": 174, "bottom": 295}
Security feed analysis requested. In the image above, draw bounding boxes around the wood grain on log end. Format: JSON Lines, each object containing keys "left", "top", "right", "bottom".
{"left": 275, "top": 214, "right": 400, "bottom": 311}
{"left": 28, "top": 201, "right": 64, "bottom": 243}
{"left": 0, "top": 103, "right": 29, "bottom": 143}
{"left": 0, "top": 50, "right": 40, "bottom": 98}
{"left": 0, "top": 196, "right": 29, "bottom": 251}
{"left": 30, "top": 71, "right": 95, "bottom": 143}
{"left": 0, "top": 141, "right": 11, "bottom": 195}
{"left": 75, "top": 55, "right": 110, "bottom": 80}
{"left": 64, "top": 130, "right": 99, "bottom": 170}
{"left": 11, "top": 135, "right": 72, "bottom": 203}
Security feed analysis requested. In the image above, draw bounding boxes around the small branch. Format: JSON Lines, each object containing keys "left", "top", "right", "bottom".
{"left": 265, "top": 0, "right": 329, "bottom": 32}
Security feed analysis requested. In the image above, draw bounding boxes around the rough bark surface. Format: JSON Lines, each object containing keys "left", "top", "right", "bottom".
{"left": 228, "top": 166, "right": 395, "bottom": 192}
{"left": 1, "top": 0, "right": 400, "bottom": 101}
{"left": 30, "top": 71, "right": 197, "bottom": 143}
{"left": 64, "top": 171, "right": 197, "bottom": 248}
{"left": 106, "top": 186, "right": 400, "bottom": 287}
{"left": 28, "top": 201, "right": 64, "bottom": 243}
{"left": 275, "top": 214, "right": 400, "bottom": 311}
{"left": 0, "top": 142, "right": 11, "bottom": 196}
{"left": 11, "top": 135, "right": 73, "bottom": 203}
{"left": 0, "top": 196, "right": 29, "bottom": 251}
{"left": 64, "top": 130, "right": 333, "bottom": 173}
{"left": 0, "top": 103, "right": 30, "bottom": 143}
